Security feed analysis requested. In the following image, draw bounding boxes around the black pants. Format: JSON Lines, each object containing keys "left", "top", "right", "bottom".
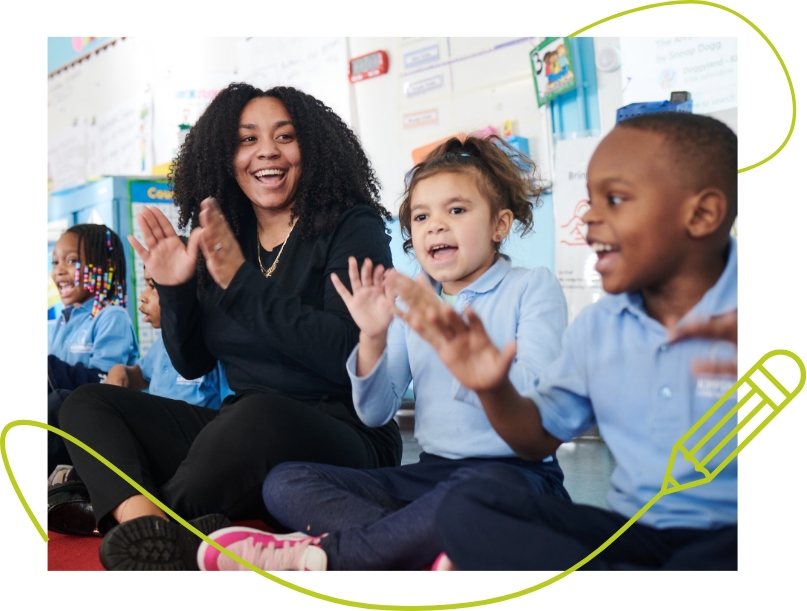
{"left": 59, "top": 384, "right": 401, "bottom": 528}
{"left": 436, "top": 475, "right": 737, "bottom": 570}
{"left": 48, "top": 389, "right": 74, "bottom": 475}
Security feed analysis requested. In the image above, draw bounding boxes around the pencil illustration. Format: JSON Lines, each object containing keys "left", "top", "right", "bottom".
{"left": 662, "top": 350, "right": 806, "bottom": 494}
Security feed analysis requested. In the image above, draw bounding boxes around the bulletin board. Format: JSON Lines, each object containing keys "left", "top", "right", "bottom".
{"left": 396, "top": 37, "right": 553, "bottom": 177}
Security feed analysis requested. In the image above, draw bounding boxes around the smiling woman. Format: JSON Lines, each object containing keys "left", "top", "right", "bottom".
{"left": 56, "top": 84, "right": 403, "bottom": 571}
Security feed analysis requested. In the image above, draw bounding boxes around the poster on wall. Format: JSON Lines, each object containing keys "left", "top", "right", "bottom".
{"left": 530, "top": 37, "right": 576, "bottom": 107}
{"left": 620, "top": 37, "right": 737, "bottom": 114}
{"left": 87, "top": 94, "right": 154, "bottom": 178}
{"left": 151, "top": 72, "right": 234, "bottom": 166}
{"left": 553, "top": 137, "right": 602, "bottom": 323}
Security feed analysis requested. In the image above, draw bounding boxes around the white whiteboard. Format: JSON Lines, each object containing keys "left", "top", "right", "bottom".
{"left": 237, "top": 38, "right": 353, "bottom": 127}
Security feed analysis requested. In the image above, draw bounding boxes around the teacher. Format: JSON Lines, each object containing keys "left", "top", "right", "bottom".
{"left": 59, "top": 83, "right": 403, "bottom": 570}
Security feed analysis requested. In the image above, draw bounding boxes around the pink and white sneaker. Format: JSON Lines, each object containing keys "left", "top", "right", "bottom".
{"left": 431, "top": 552, "right": 456, "bottom": 571}
{"left": 197, "top": 527, "right": 327, "bottom": 571}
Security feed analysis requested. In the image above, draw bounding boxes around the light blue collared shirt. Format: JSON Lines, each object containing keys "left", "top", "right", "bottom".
{"left": 348, "top": 256, "right": 568, "bottom": 459}
{"left": 48, "top": 299, "right": 138, "bottom": 371}
{"left": 530, "top": 239, "right": 738, "bottom": 529}
{"left": 136, "top": 335, "right": 223, "bottom": 409}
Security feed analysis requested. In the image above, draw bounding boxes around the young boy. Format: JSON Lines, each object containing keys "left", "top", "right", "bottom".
{"left": 105, "top": 264, "right": 225, "bottom": 410}
{"left": 391, "top": 112, "right": 738, "bottom": 570}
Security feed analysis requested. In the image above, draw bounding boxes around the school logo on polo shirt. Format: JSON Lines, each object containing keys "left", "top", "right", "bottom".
{"left": 68, "top": 343, "right": 93, "bottom": 354}
{"left": 175, "top": 375, "right": 203, "bottom": 386}
{"left": 695, "top": 376, "right": 734, "bottom": 399}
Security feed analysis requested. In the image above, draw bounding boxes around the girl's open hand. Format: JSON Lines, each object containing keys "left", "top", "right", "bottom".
{"left": 196, "top": 197, "right": 246, "bottom": 290}
{"left": 128, "top": 206, "right": 201, "bottom": 286}
{"left": 331, "top": 257, "right": 394, "bottom": 340}
{"left": 386, "top": 271, "right": 516, "bottom": 392}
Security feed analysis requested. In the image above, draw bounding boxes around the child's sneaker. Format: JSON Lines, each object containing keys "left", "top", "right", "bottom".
{"left": 48, "top": 465, "right": 73, "bottom": 486}
{"left": 431, "top": 552, "right": 456, "bottom": 570}
{"left": 99, "top": 513, "right": 230, "bottom": 571}
{"left": 197, "top": 526, "right": 327, "bottom": 571}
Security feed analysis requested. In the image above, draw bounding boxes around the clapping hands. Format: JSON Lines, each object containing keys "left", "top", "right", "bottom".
{"left": 331, "top": 256, "right": 396, "bottom": 342}
{"left": 384, "top": 270, "right": 516, "bottom": 393}
{"left": 128, "top": 197, "right": 246, "bottom": 290}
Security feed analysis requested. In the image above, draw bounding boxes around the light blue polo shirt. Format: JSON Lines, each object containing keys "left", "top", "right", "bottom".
{"left": 48, "top": 299, "right": 138, "bottom": 371}
{"left": 137, "top": 335, "right": 223, "bottom": 410}
{"left": 348, "top": 256, "right": 568, "bottom": 459}
{"left": 531, "top": 239, "right": 738, "bottom": 529}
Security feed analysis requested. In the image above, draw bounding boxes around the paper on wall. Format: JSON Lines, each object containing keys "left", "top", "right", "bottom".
{"left": 87, "top": 94, "right": 154, "bottom": 178}
{"left": 48, "top": 121, "right": 89, "bottom": 192}
{"left": 553, "top": 137, "right": 603, "bottom": 323}
{"left": 620, "top": 37, "right": 737, "bottom": 113}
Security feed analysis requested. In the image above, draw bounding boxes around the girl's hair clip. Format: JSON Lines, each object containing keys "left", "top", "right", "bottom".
{"left": 459, "top": 153, "right": 471, "bottom": 157}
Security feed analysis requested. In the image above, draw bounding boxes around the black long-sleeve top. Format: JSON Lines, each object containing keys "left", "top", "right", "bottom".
{"left": 157, "top": 205, "right": 393, "bottom": 405}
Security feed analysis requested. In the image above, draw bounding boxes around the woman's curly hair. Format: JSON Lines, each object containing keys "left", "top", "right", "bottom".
{"left": 398, "top": 135, "right": 541, "bottom": 254}
{"left": 169, "top": 83, "right": 390, "bottom": 284}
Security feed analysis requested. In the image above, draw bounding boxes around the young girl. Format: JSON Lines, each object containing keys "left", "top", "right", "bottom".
{"left": 48, "top": 224, "right": 138, "bottom": 476}
{"left": 197, "top": 135, "right": 571, "bottom": 571}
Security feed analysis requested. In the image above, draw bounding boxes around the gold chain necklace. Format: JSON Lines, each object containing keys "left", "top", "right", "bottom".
{"left": 257, "top": 222, "right": 295, "bottom": 277}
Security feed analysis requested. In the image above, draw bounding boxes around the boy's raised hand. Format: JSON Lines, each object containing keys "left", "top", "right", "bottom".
{"left": 670, "top": 311, "right": 738, "bottom": 376}
{"left": 128, "top": 206, "right": 201, "bottom": 286}
{"left": 386, "top": 270, "right": 516, "bottom": 392}
{"left": 331, "top": 256, "right": 394, "bottom": 340}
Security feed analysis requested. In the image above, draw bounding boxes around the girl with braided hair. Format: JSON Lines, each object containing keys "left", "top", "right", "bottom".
{"left": 58, "top": 84, "right": 402, "bottom": 570}
{"left": 48, "top": 224, "right": 138, "bottom": 476}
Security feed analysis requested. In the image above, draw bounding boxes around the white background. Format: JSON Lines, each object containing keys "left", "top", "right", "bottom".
{"left": 6, "top": 0, "right": 806, "bottom": 609}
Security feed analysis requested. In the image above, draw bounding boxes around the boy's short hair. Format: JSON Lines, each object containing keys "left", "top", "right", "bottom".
{"left": 617, "top": 113, "right": 738, "bottom": 221}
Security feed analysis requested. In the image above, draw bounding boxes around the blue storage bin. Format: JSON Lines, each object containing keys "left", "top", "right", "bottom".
{"left": 616, "top": 99, "right": 693, "bottom": 124}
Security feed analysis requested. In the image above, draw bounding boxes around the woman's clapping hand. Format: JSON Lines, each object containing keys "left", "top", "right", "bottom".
{"left": 128, "top": 206, "right": 201, "bottom": 286}
{"left": 196, "top": 197, "right": 246, "bottom": 290}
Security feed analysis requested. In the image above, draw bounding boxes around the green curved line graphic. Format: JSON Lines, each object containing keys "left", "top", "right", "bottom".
{"left": 2, "top": 419, "right": 664, "bottom": 610}
{"left": 569, "top": 0, "right": 796, "bottom": 174}
{"left": 8, "top": 348, "right": 803, "bottom": 609}
{"left": 13, "top": 4, "right": 800, "bottom": 609}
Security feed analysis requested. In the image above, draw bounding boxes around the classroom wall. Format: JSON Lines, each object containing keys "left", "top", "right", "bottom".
{"left": 49, "top": 35, "right": 738, "bottom": 277}
{"left": 346, "top": 37, "right": 560, "bottom": 272}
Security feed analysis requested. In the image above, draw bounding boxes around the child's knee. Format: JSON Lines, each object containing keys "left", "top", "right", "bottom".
{"left": 262, "top": 462, "right": 317, "bottom": 514}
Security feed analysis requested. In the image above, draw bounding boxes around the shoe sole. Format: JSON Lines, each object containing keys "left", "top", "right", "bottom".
{"left": 100, "top": 514, "right": 231, "bottom": 571}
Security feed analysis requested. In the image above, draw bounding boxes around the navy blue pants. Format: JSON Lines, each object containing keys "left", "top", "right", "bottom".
{"left": 263, "top": 452, "right": 569, "bottom": 570}
{"left": 436, "top": 476, "right": 737, "bottom": 570}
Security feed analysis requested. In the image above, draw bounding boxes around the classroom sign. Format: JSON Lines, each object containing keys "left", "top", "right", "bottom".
{"left": 129, "top": 181, "right": 181, "bottom": 354}
{"left": 530, "top": 37, "right": 576, "bottom": 107}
